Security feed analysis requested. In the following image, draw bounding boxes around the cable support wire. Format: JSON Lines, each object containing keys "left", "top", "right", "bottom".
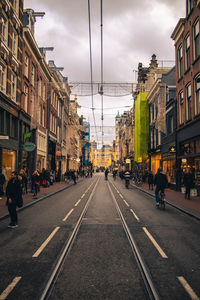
{"left": 100, "top": 0, "right": 104, "bottom": 145}
{"left": 88, "top": 0, "right": 98, "bottom": 142}
{"left": 80, "top": 105, "right": 131, "bottom": 110}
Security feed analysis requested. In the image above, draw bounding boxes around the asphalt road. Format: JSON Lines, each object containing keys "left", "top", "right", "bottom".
{"left": 0, "top": 173, "right": 199, "bottom": 300}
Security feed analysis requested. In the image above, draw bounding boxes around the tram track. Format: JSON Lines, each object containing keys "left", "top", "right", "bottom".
{"left": 39, "top": 176, "right": 160, "bottom": 300}
{"left": 39, "top": 177, "right": 100, "bottom": 300}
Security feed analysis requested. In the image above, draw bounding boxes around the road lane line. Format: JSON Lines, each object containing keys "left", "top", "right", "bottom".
{"left": 81, "top": 193, "right": 85, "bottom": 199}
{"left": 123, "top": 199, "right": 130, "bottom": 207}
{"left": 62, "top": 208, "right": 74, "bottom": 221}
{"left": 130, "top": 209, "right": 140, "bottom": 221}
{"left": 119, "top": 193, "right": 123, "bottom": 198}
{"left": 143, "top": 227, "right": 168, "bottom": 258}
{"left": 32, "top": 227, "right": 60, "bottom": 258}
{"left": 0, "top": 277, "right": 21, "bottom": 300}
{"left": 75, "top": 199, "right": 81, "bottom": 207}
{"left": 177, "top": 276, "right": 199, "bottom": 300}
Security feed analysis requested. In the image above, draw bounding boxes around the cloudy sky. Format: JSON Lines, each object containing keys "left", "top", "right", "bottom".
{"left": 24, "top": 0, "right": 185, "bottom": 144}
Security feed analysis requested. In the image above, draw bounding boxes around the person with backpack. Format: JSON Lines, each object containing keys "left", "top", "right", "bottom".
{"left": 6, "top": 171, "right": 22, "bottom": 228}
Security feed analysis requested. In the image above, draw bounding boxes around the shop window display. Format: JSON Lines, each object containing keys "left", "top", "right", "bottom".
{"left": 2, "top": 149, "right": 16, "bottom": 185}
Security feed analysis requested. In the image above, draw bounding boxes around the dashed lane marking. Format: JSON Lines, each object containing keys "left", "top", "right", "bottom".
{"left": 62, "top": 208, "right": 74, "bottom": 222}
{"left": 123, "top": 199, "right": 130, "bottom": 207}
{"left": 177, "top": 276, "right": 199, "bottom": 300}
{"left": 142, "top": 227, "right": 168, "bottom": 258}
{"left": 119, "top": 193, "right": 123, "bottom": 198}
{"left": 81, "top": 193, "right": 85, "bottom": 199}
{"left": 130, "top": 209, "right": 140, "bottom": 221}
{"left": 32, "top": 227, "right": 60, "bottom": 258}
{"left": 0, "top": 277, "right": 22, "bottom": 300}
{"left": 75, "top": 199, "right": 81, "bottom": 207}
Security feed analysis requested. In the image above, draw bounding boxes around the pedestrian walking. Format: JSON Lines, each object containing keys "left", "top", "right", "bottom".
{"left": 105, "top": 169, "right": 109, "bottom": 180}
{"left": 0, "top": 171, "right": 5, "bottom": 196}
{"left": 31, "top": 170, "right": 40, "bottom": 198}
{"left": 71, "top": 170, "right": 77, "bottom": 184}
{"left": 148, "top": 171, "right": 154, "bottom": 190}
{"left": 6, "top": 171, "right": 22, "bottom": 228}
{"left": 183, "top": 168, "right": 193, "bottom": 200}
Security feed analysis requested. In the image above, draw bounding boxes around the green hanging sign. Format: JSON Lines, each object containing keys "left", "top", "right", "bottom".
{"left": 23, "top": 142, "right": 36, "bottom": 152}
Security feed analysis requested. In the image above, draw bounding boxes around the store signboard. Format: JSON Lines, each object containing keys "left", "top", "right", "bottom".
{"left": 169, "top": 146, "right": 176, "bottom": 153}
{"left": 23, "top": 142, "right": 36, "bottom": 152}
{"left": 126, "top": 159, "right": 131, "bottom": 164}
{"left": 0, "top": 136, "right": 9, "bottom": 140}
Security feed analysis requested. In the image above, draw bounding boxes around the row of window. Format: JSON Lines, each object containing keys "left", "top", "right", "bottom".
{"left": 178, "top": 19, "right": 199, "bottom": 78}
{"left": 0, "top": 109, "right": 18, "bottom": 138}
{"left": 1, "top": 13, "right": 18, "bottom": 57}
{"left": 50, "top": 113, "right": 57, "bottom": 134}
{"left": 150, "top": 128, "right": 161, "bottom": 149}
{"left": 0, "top": 64, "right": 17, "bottom": 102}
{"left": 179, "top": 74, "right": 200, "bottom": 124}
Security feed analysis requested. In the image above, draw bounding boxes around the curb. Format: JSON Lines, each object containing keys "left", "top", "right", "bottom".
{"left": 0, "top": 181, "right": 79, "bottom": 221}
{"left": 130, "top": 183, "right": 200, "bottom": 221}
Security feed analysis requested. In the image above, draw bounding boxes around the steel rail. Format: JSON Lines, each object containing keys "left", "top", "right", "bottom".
{"left": 39, "top": 177, "right": 100, "bottom": 300}
{"left": 107, "top": 182, "right": 160, "bottom": 300}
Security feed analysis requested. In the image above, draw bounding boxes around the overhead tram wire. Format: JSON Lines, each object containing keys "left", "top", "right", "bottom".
{"left": 100, "top": 0, "right": 104, "bottom": 146}
{"left": 88, "top": 0, "right": 98, "bottom": 143}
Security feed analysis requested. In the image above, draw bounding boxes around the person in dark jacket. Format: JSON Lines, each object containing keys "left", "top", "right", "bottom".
{"left": 183, "top": 168, "right": 193, "bottom": 200}
{"left": 71, "top": 170, "right": 77, "bottom": 184}
{"left": 6, "top": 171, "right": 22, "bottom": 228}
{"left": 105, "top": 169, "right": 109, "bottom": 180}
{"left": 0, "top": 171, "right": 5, "bottom": 196}
{"left": 154, "top": 168, "right": 168, "bottom": 206}
{"left": 148, "top": 171, "right": 154, "bottom": 190}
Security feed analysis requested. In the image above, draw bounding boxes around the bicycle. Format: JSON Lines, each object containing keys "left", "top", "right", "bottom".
{"left": 133, "top": 177, "right": 143, "bottom": 187}
{"left": 156, "top": 191, "right": 166, "bottom": 210}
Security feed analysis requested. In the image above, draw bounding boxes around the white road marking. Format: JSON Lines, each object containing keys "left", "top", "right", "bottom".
{"left": 119, "top": 193, "right": 123, "bottom": 198}
{"left": 130, "top": 209, "right": 140, "bottom": 221}
{"left": 75, "top": 199, "right": 81, "bottom": 207}
{"left": 143, "top": 227, "right": 168, "bottom": 258}
{"left": 81, "top": 193, "right": 85, "bottom": 199}
{"left": 62, "top": 208, "right": 74, "bottom": 221}
{"left": 32, "top": 227, "right": 60, "bottom": 258}
{"left": 123, "top": 199, "right": 130, "bottom": 207}
{"left": 0, "top": 277, "right": 21, "bottom": 300}
{"left": 177, "top": 276, "right": 199, "bottom": 300}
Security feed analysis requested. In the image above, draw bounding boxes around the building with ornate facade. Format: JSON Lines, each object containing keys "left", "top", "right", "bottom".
{"left": 0, "top": 0, "right": 24, "bottom": 183}
{"left": 171, "top": 0, "right": 200, "bottom": 193}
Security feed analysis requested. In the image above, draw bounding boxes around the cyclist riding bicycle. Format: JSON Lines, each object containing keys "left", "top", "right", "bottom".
{"left": 154, "top": 168, "right": 168, "bottom": 206}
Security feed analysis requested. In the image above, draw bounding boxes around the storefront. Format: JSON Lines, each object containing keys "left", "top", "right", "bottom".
{"left": 178, "top": 137, "right": 200, "bottom": 195}
{"left": 162, "top": 153, "right": 176, "bottom": 185}
{"left": 151, "top": 153, "right": 161, "bottom": 175}
{"left": 2, "top": 148, "right": 17, "bottom": 185}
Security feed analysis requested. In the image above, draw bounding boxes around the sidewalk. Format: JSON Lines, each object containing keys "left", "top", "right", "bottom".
{"left": 0, "top": 180, "right": 75, "bottom": 220}
{"left": 131, "top": 182, "right": 200, "bottom": 219}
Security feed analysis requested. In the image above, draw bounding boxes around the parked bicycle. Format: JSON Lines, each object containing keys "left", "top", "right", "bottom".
{"left": 133, "top": 176, "right": 143, "bottom": 187}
